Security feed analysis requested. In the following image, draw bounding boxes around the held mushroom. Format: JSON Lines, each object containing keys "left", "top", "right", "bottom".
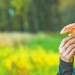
{"left": 60, "top": 23, "right": 75, "bottom": 36}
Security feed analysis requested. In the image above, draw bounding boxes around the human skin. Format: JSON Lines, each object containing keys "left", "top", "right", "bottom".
{"left": 59, "top": 34, "right": 75, "bottom": 62}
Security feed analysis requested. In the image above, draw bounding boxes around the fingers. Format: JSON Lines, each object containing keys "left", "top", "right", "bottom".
{"left": 59, "top": 47, "right": 66, "bottom": 54}
{"left": 59, "top": 44, "right": 75, "bottom": 62}
{"left": 65, "top": 38, "right": 75, "bottom": 48}
{"left": 61, "top": 49, "right": 75, "bottom": 62}
{"left": 66, "top": 48, "right": 75, "bottom": 61}
{"left": 59, "top": 38, "right": 75, "bottom": 54}
{"left": 59, "top": 35, "right": 75, "bottom": 62}
{"left": 61, "top": 44, "right": 75, "bottom": 56}
{"left": 59, "top": 34, "right": 75, "bottom": 49}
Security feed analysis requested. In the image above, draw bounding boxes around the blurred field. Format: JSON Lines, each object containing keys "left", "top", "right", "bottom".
{"left": 0, "top": 32, "right": 67, "bottom": 75}
{"left": 0, "top": 0, "right": 75, "bottom": 75}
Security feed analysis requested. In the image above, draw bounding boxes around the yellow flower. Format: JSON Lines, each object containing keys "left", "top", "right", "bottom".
{"left": 3, "top": 58, "right": 12, "bottom": 71}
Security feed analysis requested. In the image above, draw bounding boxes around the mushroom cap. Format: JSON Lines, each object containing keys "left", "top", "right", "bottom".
{"left": 60, "top": 23, "right": 75, "bottom": 34}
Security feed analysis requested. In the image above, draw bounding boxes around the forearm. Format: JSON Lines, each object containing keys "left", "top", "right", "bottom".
{"left": 57, "top": 59, "right": 74, "bottom": 75}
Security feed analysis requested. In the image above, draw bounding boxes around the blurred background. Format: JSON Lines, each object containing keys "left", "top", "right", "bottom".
{"left": 0, "top": 0, "right": 75, "bottom": 75}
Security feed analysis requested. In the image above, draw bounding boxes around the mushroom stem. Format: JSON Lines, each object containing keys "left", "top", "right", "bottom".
{"left": 69, "top": 31, "right": 75, "bottom": 36}
{"left": 69, "top": 34, "right": 72, "bottom": 36}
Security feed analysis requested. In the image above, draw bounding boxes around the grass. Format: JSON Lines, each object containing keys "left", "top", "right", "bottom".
{"left": 0, "top": 46, "right": 59, "bottom": 75}
{"left": 28, "top": 37, "right": 62, "bottom": 52}
{"left": 0, "top": 32, "right": 67, "bottom": 75}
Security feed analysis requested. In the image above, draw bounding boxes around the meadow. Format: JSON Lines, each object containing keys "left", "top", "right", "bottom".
{"left": 0, "top": 32, "right": 67, "bottom": 75}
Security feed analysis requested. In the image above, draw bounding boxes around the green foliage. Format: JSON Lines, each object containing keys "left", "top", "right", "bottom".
{"left": 0, "top": 0, "right": 75, "bottom": 32}
{"left": 11, "top": 0, "right": 31, "bottom": 15}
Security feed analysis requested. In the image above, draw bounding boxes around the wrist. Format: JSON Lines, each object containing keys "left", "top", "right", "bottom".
{"left": 60, "top": 56, "right": 74, "bottom": 63}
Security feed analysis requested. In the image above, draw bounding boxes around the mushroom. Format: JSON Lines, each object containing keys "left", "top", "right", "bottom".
{"left": 60, "top": 23, "right": 75, "bottom": 36}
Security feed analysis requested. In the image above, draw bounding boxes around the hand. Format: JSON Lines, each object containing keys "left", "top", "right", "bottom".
{"left": 59, "top": 34, "right": 75, "bottom": 62}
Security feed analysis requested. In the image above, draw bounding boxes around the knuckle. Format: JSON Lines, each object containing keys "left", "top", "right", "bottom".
{"left": 62, "top": 53, "right": 66, "bottom": 57}
{"left": 59, "top": 50, "right": 63, "bottom": 54}
{"left": 69, "top": 46, "right": 72, "bottom": 49}
{"left": 69, "top": 45, "right": 73, "bottom": 49}
{"left": 69, "top": 40, "right": 72, "bottom": 43}
{"left": 63, "top": 37, "right": 68, "bottom": 42}
{"left": 63, "top": 38, "right": 66, "bottom": 42}
{"left": 65, "top": 43, "right": 69, "bottom": 47}
{"left": 73, "top": 48, "right": 75, "bottom": 51}
{"left": 70, "top": 44, "right": 75, "bottom": 49}
{"left": 71, "top": 50, "right": 74, "bottom": 54}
